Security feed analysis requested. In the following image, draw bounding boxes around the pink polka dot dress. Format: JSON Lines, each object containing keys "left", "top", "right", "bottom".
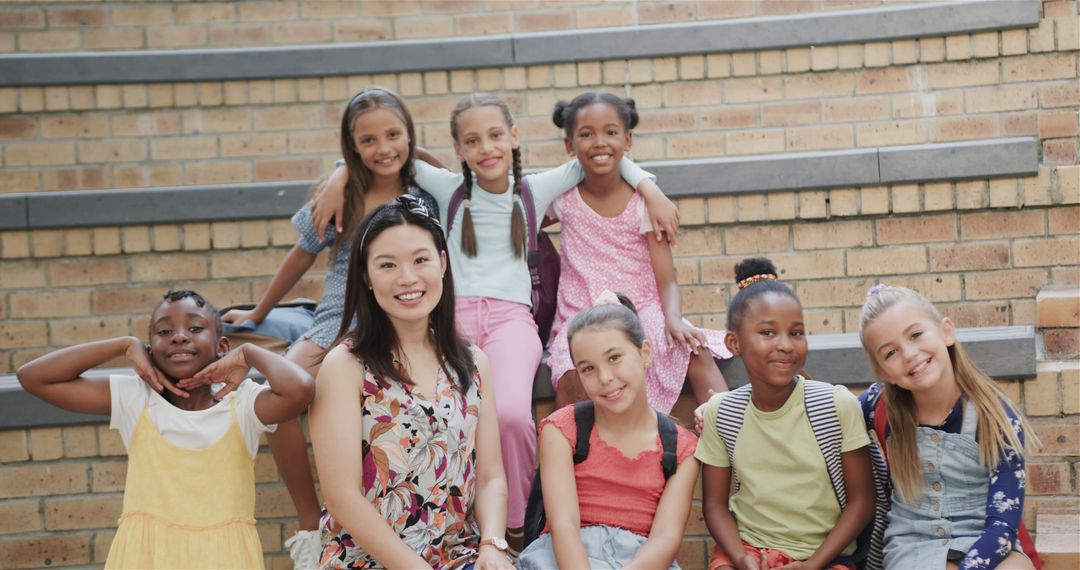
{"left": 546, "top": 188, "right": 731, "bottom": 413}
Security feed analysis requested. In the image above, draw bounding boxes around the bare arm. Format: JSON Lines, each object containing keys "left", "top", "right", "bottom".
{"left": 16, "top": 336, "right": 174, "bottom": 415}
{"left": 310, "top": 345, "right": 432, "bottom": 569}
{"left": 636, "top": 178, "right": 680, "bottom": 244}
{"left": 647, "top": 232, "right": 707, "bottom": 354}
{"left": 625, "top": 455, "right": 699, "bottom": 569}
{"left": 539, "top": 422, "right": 591, "bottom": 569}
{"left": 470, "top": 348, "right": 514, "bottom": 570}
{"left": 788, "top": 447, "right": 874, "bottom": 570}
{"left": 312, "top": 165, "right": 350, "bottom": 239}
{"left": 415, "top": 146, "right": 447, "bottom": 169}
{"left": 222, "top": 245, "right": 318, "bottom": 326}
{"left": 243, "top": 344, "right": 315, "bottom": 425}
{"left": 703, "top": 465, "right": 758, "bottom": 570}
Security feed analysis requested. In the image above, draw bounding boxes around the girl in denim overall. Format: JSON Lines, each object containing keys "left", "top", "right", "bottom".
{"left": 859, "top": 285, "right": 1037, "bottom": 570}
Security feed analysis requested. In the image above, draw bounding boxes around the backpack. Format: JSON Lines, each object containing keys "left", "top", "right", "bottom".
{"left": 522, "top": 401, "right": 679, "bottom": 547}
{"left": 715, "top": 377, "right": 880, "bottom": 569}
{"left": 871, "top": 394, "right": 1042, "bottom": 570}
{"left": 446, "top": 176, "right": 560, "bottom": 343}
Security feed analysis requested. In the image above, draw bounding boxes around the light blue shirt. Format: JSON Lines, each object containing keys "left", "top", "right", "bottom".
{"left": 414, "top": 159, "right": 653, "bottom": 306}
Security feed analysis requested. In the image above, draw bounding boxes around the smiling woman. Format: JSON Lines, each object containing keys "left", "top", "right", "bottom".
{"left": 309, "top": 196, "right": 514, "bottom": 570}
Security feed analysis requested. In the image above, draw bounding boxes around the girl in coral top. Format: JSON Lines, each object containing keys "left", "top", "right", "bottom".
{"left": 518, "top": 292, "right": 699, "bottom": 569}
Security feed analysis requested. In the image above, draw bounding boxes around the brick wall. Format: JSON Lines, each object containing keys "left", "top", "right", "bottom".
{"left": 0, "top": 0, "right": 915, "bottom": 52}
{"left": 0, "top": 16, "right": 1076, "bottom": 193}
{"left": 0, "top": 0, "right": 1077, "bottom": 568}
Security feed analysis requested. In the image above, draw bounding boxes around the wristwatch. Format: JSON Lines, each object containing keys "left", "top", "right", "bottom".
{"left": 479, "top": 536, "right": 508, "bottom": 552}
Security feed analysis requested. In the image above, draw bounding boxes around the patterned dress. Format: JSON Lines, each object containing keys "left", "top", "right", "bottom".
{"left": 319, "top": 358, "right": 482, "bottom": 569}
{"left": 546, "top": 188, "right": 731, "bottom": 413}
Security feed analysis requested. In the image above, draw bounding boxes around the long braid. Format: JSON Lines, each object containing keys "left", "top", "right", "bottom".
{"left": 509, "top": 147, "right": 526, "bottom": 258}
{"left": 460, "top": 160, "right": 479, "bottom": 257}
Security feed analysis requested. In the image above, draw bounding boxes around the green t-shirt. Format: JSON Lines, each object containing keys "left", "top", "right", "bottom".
{"left": 695, "top": 380, "right": 870, "bottom": 560}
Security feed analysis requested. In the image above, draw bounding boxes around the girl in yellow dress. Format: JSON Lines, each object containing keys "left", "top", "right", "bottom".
{"left": 16, "top": 290, "right": 315, "bottom": 569}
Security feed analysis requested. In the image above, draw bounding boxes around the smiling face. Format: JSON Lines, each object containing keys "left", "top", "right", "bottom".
{"left": 862, "top": 300, "right": 957, "bottom": 395}
{"left": 452, "top": 104, "right": 520, "bottom": 189}
{"left": 565, "top": 102, "right": 632, "bottom": 177}
{"left": 365, "top": 223, "right": 447, "bottom": 328}
{"left": 570, "top": 327, "right": 652, "bottom": 414}
{"left": 350, "top": 107, "right": 411, "bottom": 182}
{"left": 149, "top": 296, "right": 228, "bottom": 381}
{"left": 726, "top": 292, "right": 808, "bottom": 390}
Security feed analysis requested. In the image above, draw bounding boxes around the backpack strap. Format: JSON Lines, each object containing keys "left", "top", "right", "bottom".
{"left": 445, "top": 184, "right": 467, "bottom": 233}
{"left": 656, "top": 412, "right": 679, "bottom": 480}
{"left": 803, "top": 378, "right": 847, "bottom": 509}
{"left": 518, "top": 177, "right": 543, "bottom": 295}
{"left": 572, "top": 400, "right": 594, "bottom": 464}
{"left": 713, "top": 384, "right": 752, "bottom": 492}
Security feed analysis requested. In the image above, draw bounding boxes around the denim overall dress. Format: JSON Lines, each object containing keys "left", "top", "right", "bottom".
{"left": 883, "top": 401, "right": 1015, "bottom": 568}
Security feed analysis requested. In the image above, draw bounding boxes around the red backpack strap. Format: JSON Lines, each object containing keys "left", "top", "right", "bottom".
{"left": 874, "top": 391, "right": 889, "bottom": 466}
{"left": 1019, "top": 522, "right": 1042, "bottom": 570}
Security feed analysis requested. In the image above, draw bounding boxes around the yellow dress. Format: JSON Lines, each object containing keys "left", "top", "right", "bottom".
{"left": 105, "top": 397, "right": 264, "bottom": 569}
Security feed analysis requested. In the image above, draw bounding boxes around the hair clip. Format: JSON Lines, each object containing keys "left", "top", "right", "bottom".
{"left": 359, "top": 195, "right": 441, "bottom": 254}
{"left": 866, "top": 284, "right": 890, "bottom": 299}
{"left": 737, "top": 273, "right": 778, "bottom": 290}
{"left": 593, "top": 290, "right": 620, "bottom": 307}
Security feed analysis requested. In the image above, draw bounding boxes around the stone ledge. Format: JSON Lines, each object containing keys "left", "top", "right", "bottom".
{"left": 0, "top": 0, "right": 1039, "bottom": 87}
{"left": 0, "top": 325, "right": 1036, "bottom": 429}
{"left": 0, "top": 138, "right": 1038, "bottom": 231}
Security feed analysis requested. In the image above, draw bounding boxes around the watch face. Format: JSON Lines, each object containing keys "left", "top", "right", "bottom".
{"left": 489, "top": 536, "right": 508, "bottom": 550}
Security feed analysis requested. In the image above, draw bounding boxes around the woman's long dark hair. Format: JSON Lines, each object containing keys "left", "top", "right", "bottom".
{"left": 336, "top": 196, "right": 475, "bottom": 391}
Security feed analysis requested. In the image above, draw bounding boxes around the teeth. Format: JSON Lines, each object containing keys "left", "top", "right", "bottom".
{"left": 398, "top": 291, "right": 422, "bottom": 301}
{"left": 910, "top": 359, "right": 930, "bottom": 376}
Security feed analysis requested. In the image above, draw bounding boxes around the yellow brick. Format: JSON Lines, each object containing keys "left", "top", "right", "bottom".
{"left": 923, "top": 182, "right": 953, "bottom": 211}
{"left": 122, "top": 84, "right": 148, "bottom": 108}
{"left": 679, "top": 55, "right": 705, "bottom": 80}
{"left": 892, "top": 40, "right": 918, "bottom": 65}
{"left": 706, "top": 53, "right": 731, "bottom": 78}
{"left": 736, "top": 194, "right": 766, "bottom": 222}
{"left": 989, "top": 179, "right": 1019, "bottom": 208}
{"left": 946, "top": 35, "right": 971, "bottom": 60}
{"left": 95, "top": 85, "right": 121, "bottom": 109}
{"left": 785, "top": 48, "right": 810, "bottom": 72}
{"left": 2, "top": 231, "right": 31, "bottom": 259}
{"left": 30, "top": 427, "right": 63, "bottom": 461}
{"left": 891, "top": 184, "right": 921, "bottom": 213}
{"left": 122, "top": 226, "right": 151, "bottom": 253}
{"left": 19, "top": 87, "right": 44, "bottom": 112}
{"left": 837, "top": 45, "right": 863, "bottom": 69}
{"left": 1001, "top": 28, "right": 1028, "bottom": 56}
{"left": 92, "top": 227, "right": 120, "bottom": 255}
{"left": 860, "top": 186, "right": 889, "bottom": 215}
{"left": 830, "top": 189, "right": 859, "bottom": 216}
{"left": 653, "top": 57, "right": 678, "bottom": 82}
{"left": 31, "top": 229, "right": 62, "bottom": 258}
{"left": 273, "top": 79, "right": 298, "bottom": 103}
{"left": 0, "top": 430, "right": 29, "bottom": 462}
{"left": 799, "top": 190, "right": 828, "bottom": 219}
{"left": 211, "top": 222, "right": 240, "bottom": 249}
{"left": 972, "top": 31, "right": 999, "bottom": 58}
{"left": 920, "top": 37, "right": 946, "bottom": 62}
{"left": 1029, "top": 20, "right": 1056, "bottom": 53}
{"left": 732, "top": 52, "right": 756, "bottom": 76}
{"left": 707, "top": 195, "right": 735, "bottom": 223}
{"left": 768, "top": 192, "right": 797, "bottom": 220}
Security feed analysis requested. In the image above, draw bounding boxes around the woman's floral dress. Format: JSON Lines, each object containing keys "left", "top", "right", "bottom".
{"left": 319, "top": 359, "right": 482, "bottom": 569}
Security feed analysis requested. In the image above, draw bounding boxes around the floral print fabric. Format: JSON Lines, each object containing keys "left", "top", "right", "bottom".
{"left": 319, "top": 359, "right": 481, "bottom": 569}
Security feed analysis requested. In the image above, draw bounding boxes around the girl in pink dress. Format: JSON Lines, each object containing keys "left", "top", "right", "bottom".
{"left": 548, "top": 92, "right": 730, "bottom": 413}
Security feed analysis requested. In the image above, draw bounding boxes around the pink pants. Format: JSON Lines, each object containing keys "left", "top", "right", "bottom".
{"left": 456, "top": 297, "right": 541, "bottom": 529}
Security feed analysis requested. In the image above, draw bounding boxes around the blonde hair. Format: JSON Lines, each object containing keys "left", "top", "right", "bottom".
{"left": 859, "top": 285, "right": 1036, "bottom": 502}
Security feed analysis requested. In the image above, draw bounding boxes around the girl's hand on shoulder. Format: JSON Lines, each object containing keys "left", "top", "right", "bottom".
{"left": 638, "top": 179, "right": 680, "bottom": 245}
{"left": 312, "top": 165, "right": 349, "bottom": 240}
{"left": 474, "top": 546, "right": 514, "bottom": 570}
{"left": 178, "top": 345, "right": 249, "bottom": 401}
{"left": 666, "top": 318, "right": 707, "bottom": 355}
{"left": 692, "top": 389, "right": 719, "bottom": 433}
{"left": 125, "top": 338, "right": 188, "bottom": 398}
{"left": 221, "top": 308, "right": 259, "bottom": 327}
